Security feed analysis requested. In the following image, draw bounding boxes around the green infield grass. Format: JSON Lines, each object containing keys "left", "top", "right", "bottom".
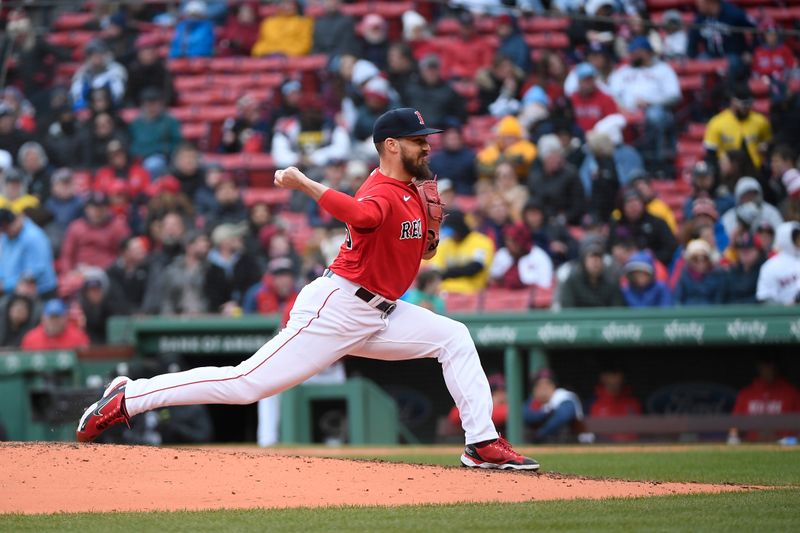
{"left": 2, "top": 445, "right": 797, "bottom": 533}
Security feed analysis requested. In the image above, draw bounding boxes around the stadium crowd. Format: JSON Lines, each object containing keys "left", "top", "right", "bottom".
{"left": 0, "top": 0, "right": 799, "bottom": 353}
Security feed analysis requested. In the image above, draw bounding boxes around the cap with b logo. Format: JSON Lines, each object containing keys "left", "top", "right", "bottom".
{"left": 372, "top": 107, "right": 443, "bottom": 143}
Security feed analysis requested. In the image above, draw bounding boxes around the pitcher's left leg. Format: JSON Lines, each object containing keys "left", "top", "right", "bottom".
{"left": 350, "top": 301, "right": 498, "bottom": 445}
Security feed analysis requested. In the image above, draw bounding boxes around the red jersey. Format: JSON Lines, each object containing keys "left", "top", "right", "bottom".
{"left": 753, "top": 44, "right": 797, "bottom": 79}
{"left": 21, "top": 323, "right": 90, "bottom": 350}
{"left": 324, "top": 169, "right": 427, "bottom": 300}
{"left": 733, "top": 378, "right": 800, "bottom": 416}
{"left": 571, "top": 89, "right": 618, "bottom": 134}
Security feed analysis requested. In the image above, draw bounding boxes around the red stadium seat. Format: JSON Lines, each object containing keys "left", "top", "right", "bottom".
{"left": 444, "top": 292, "right": 480, "bottom": 313}
{"left": 181, "top": 122, "right": 209, "bottom": 149}
{"left": 285, "top": 55, "right": 328, "bottom": 72}
{"left": 523, "top": 32, "right": 570, "bottom": 50}
{"left": 53, "top": 12, "right": 94, "bottom": 31}
{"left": 518, "top": 17, "right": 570, "bottom": 33}
{"left": 679, "top": 75, "right": 703, "bottom": 92}
{"left": 669, "top": 58, "right": 728, "bottom": 76}
{"left": 685, "top": 122, "right": 706, "bottom": 141}
{"left": 531, "top": 284, "right": 554, "bottom": 309}
{"left": 435, "top": 18, "right": 461, "bottom": 36}
{"left": 676, "top": 140, "right": 705, "bottom": 159}
{"left": 481, "top": 289, "right": 532, "bottom": 312}
{"left": 168, "top": 57, "right": 211, "bottom": 74}
{"left": 748, "top": 78, "right": 770, "bottom": 98}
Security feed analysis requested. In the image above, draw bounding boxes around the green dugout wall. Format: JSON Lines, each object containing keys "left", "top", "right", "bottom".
{"left": 1, "top": 306, "right": 796, "bottom": 442}
{"left": 103, "top": 305, "right": 800, "bottom": 444}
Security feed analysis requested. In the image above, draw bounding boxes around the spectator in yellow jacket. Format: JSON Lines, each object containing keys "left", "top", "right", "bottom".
{"left": 251, "top": 0, "right": 313, "bottom": 58}
{"left": 428, "top": 211, "right": 495, "bottom": 295}
{"left": 476, "top": 115, "right": 537, "bottom": 181}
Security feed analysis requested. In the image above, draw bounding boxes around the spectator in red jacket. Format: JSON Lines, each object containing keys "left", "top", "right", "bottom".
{"left": 243, "top": 257, "right": 299, "bottom": 316}
{"left": 752, "top": 20, "right": 797, "bottom": 80}
{"left": 21, "top": 298, "right": 90, "bottom": 350}
{"left": 93, "top": 140, "right": 151, "bottom": 200}
{"left": 589, "top": 367, "right": 642, "bottom": 442}
{"left": 217, "top": 1, "right": 260, "bottom": 57}
{"left": 58, "top": 191, "right": 131, "bottom": 274}
{"left": 733, "top": 357, "right": 800, "bottom": 441}
{"left": 570, "top": 63, "right": 618, "bottom": 135}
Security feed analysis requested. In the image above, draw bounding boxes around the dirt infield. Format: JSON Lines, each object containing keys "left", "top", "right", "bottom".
{"left": 0, "top": 443, "right": 750, "bottom": 515}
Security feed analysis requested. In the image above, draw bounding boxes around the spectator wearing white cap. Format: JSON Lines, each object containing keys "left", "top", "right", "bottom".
{"left": 352, "top": 77, "right": 394, "bottom": 142}
{"left": 169, "top": 1, "right": 215, "bottom": 58}
{"left": 782, "top": 169, "right": 800, "bottom": 222}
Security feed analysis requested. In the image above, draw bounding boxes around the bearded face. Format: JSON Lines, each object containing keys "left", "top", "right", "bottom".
{"left": 399, "top": 138, "right": 432, "bottom": 180}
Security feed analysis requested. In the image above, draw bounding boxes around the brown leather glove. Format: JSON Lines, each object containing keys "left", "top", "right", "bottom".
{"left": 415, "top": 179, "right": 446, "bottom": 256}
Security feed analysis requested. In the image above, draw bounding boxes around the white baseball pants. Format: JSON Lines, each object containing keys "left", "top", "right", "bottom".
{"left": 124, "top": 274, "right": 499, "bottom": 445}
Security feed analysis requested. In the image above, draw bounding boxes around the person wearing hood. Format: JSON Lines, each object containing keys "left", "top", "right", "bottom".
{"left": 621, "top": 251, "right": 673, "bottom": 307}
{"left": 44, "top": 104, "right": 83, "bottom": 168}
{"left": 252, "top": 0, "right": 312, "bottom": 57}
{"left": 756, "top": 221, "right": 800, "bottom": 305}
{"left": 127, "top": 35, "right": 176, "bottom": 107}
{"left": 70, "top": 39, "right": 127, "bottom": 111}
{"left": 558, "top": 238, "right": 624, "bottom": 308}
{"left": 704, "top": 84, "right": 772, "bottom": 174}
{"left": 527, "top": 134, "right": 586, "bottom": 225}
{"left": 169, "top": 1, "right": 215, "bottom": 58}
{"left": 720, "top": 177, "right": 783, "bottom": 239}
{"left": 673, "top": 239, "right": 726, "bottom": 305}
{"left": 723, "top": 232, "right": 765, "bottom": 304}
{"left": 489, "top": 222, "right": 553, "bottom": 290}
{"left": 477, "top": 115, "right": 537, "bottom": 181}
{"left": 496, "top": 14, "right": 531, "bottom": 73}
{"left": 428, "top": 210, "right": 495, "bottom": 295}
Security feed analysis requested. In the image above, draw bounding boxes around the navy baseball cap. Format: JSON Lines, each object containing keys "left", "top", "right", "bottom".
{"left": 372, "top": 108, "right": 443, "bottom": 143}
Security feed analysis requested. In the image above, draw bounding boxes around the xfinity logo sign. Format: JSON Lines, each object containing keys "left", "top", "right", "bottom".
{"left": 726, "top": 319, "right": 767, "bottom": 341}
{"left": 601, "top": 322, "right": 642, "bottom": 343}
{"left": 663, "top": 320, "right": 705, "bottom": 344}
{"left": 536, "top": 323, "right": 578, "bottom": 343}
{"left": 475, "top": 325, "right": 518, "bottom": 346}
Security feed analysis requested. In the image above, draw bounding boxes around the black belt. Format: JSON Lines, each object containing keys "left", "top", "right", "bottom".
{"left": 323, "top": 269, "right": 397, "bottom": 317}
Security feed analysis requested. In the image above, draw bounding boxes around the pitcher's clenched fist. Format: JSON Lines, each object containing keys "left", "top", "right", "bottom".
{"left": 273, "top": 166, "right": 305, "bottom": 190}
{"left": 274, "top": 166, "right": 327, "bottom": 201}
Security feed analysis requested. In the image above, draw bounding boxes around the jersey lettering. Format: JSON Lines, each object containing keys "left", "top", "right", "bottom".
{"left": 399, "top": 219, "right": 423, "bottom": 240}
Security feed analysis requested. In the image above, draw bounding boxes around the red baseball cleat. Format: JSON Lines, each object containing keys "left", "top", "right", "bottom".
{"left": 76, "top": 376, "right": 130, "bottom": 443}
{"left": 461, "top": 436, "right": 540, "bottom": 471}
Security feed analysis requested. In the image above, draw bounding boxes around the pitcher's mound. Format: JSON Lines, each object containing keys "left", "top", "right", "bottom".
{"left": 1, "top": 442, "right": 748, "bottom": 515}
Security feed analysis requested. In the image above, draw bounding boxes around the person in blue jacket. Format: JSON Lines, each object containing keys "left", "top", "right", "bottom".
{"left": 169, "top": 1, "right": 215, "bottom": 59}
{"left": 674, "top": 239, "right": 726, "bottom": 305}
{"left": 621, "top": 251, "right": 673, "bottom": 307}
{"left": 496, "top": 14, "right": 531, "bottom": 73}
{"left": 0, "top": 208, "right": 58, "bottom": 297}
